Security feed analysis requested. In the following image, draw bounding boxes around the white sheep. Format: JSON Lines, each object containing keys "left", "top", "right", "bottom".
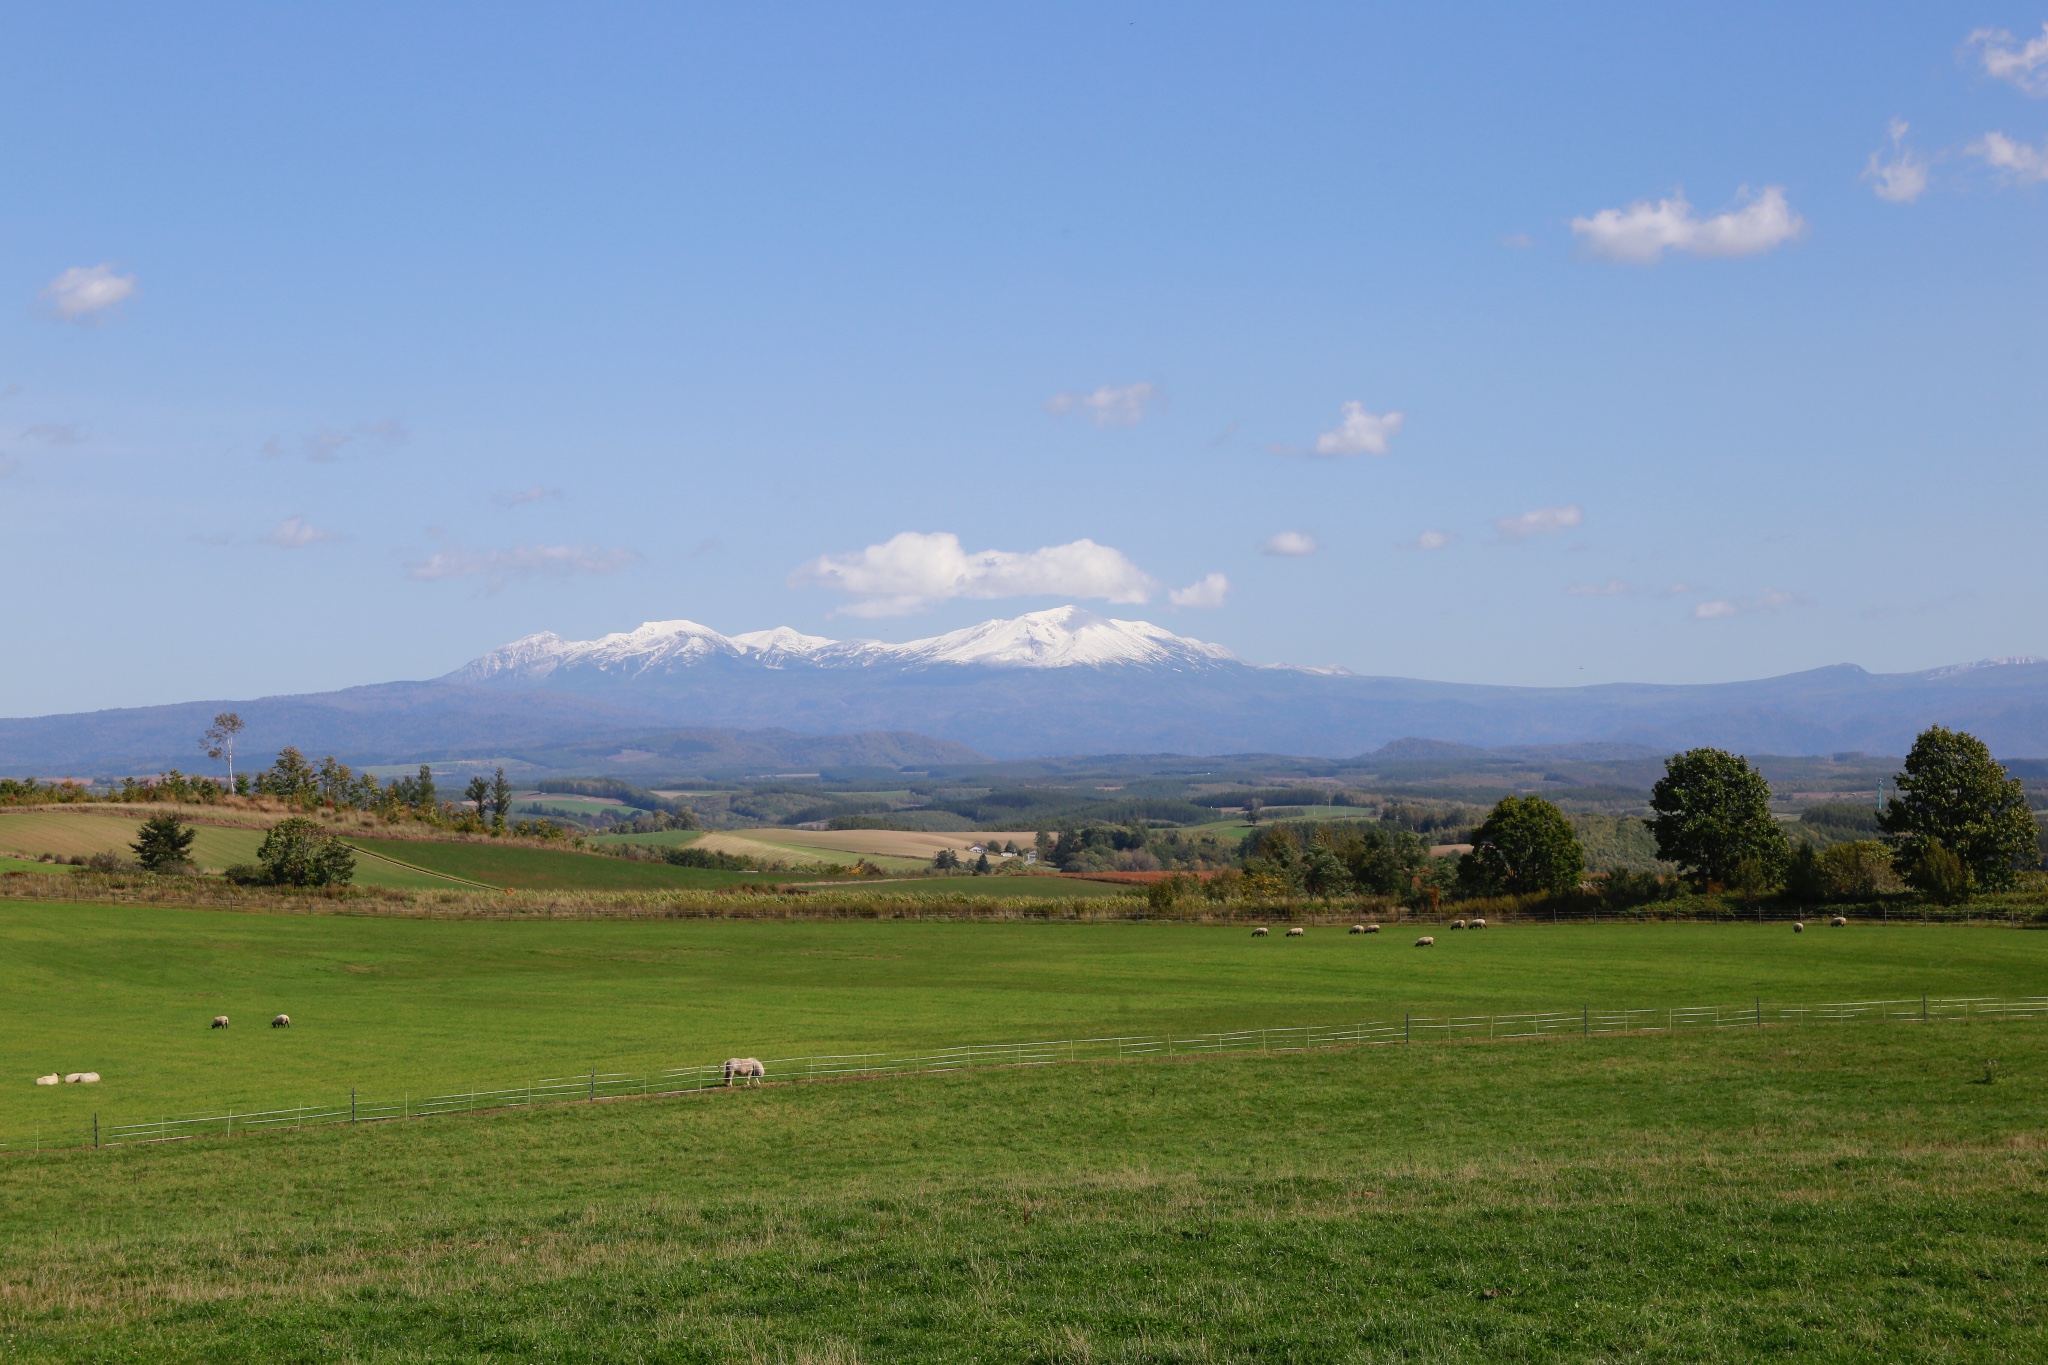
{"left": 1469, "top": 917, "right": 1487, "bottom": 929}
{"left": 1415, "top": 935, "right": 1435, "bottom": 947}
{"left": 1830, "top": 916, "right": 1847, "bottom": 927}
{"left": 34, "top": 1073, "right": 58, "bottom": 1086}
{"left": 211, "top": 1015, "right": 229, "bottom": 1029}
{"left": 723, "top": 1057, "right": 765, "bottom": 1087}
{"left": 1251, "top": 926, "right": 1269, "bottom": 937}
{"left": 1793, "top": 921, "right": 1805, "bottom": 933}
{"left": 272, "top": 1014, "right": 291, "bottom": 1028}
{"left": 1364, "top": 923, "right": 1381, "bottom": 934}
{"left": 1286, "top": 926, "right": 1305, "bottom": 937}
{"left": 1450, "top": 919, "right": 1467, "bottom": 930}
{"left": 1349, "top": 924, "right": 1365, "bottom": 934}
{"left": 63, "top": 1072, "right": 99, "bottom": 1084}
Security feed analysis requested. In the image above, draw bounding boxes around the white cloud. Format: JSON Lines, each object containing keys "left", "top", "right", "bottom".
{"left": 1968, "top": 131, "right": 2048, "bottom": 183}
{"left": 1693, "top": 588, "right": 1795, "bottom": 620}
{"left": 1571, "top": 186, "right": 1804, "bottom": 263}
{"left": 38, "top": 264, "right": 136, "bottom": 321}
{"left": 1311, "top": 402, "right": 1404, "bottom": 456}
{"left": 1262, "top": 531, "right": 1318, "bottom": 557}
{"left": 1501, "top": 232, "right": 1534, "bottom": 249}
{"left": 266, "top": 516, "right": 343, "bottom": 548}
{"left": 1493, "top": 504, "right": 1583, "bottom": 538}
{"left": 261, "top": 419, "right": 407, "bottom": 463}
{"left": 494, "top": 486, "right": 564, "bottom": 508}
{"left": 20, "top": 423, "right": 82, "bottom": 445}
{"left": 1566, "top": 579, "right": 1630, "bottom": 596}
{"left": 1169, "top": 573, "right": 1230, "bottom": 609}
{"left": 406, "top": 542, "right": 639, "bottom": 586}
{"left": 1045, "top": 382, "right": 1161, "bottom": 427}
{"left": 1404, "top": 529, "right": 1452, "bottom": 551}
{"left": 1968, "top": 22, "right": 2048, "bottom": 95}
{"left": 789, "top": 530, "right": 1157, "bottom": 617}
{"left": 1864, "top": 120, "right": 1930, "bottom": 203}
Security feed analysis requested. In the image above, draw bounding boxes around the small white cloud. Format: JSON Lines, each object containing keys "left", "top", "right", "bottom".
{"left": 1693, "top": 588, "right": 1795, "bottom": 620}
{"left": 1501, "top": 233, "right": 1534, "bottom": 249}
{"left": 406, "top": 542, "right": 638, "bottom": 586}
{"left": 1968, "top": 131, "right": 2048, "bottom": 183}
{"left": 1864, "top": 120, "right": 1930, "bottom": 203}
{"left": 1658, "top": 582, "right": 1694, "bottom": 597}
{"left": 1566, "top": 579, "right": 1630, "bottom": 597}
{"left": 1494, "top": 504, "right": 1583, "bottom": 538}
{"left": 790, "top": 530, "right": 1157, "bottom": 617}
{"left": 19, "top": 423, "right": 82, "bottom": 446}
{"left": 1169, "top": 572, "right": 1230, "bottom": 609}
{"left": 1262, "top": 531, "right": 1318, "bottom": 557}
{"left": 1403, "top": 529, "right": 1452, "bottom": 551}
{"left": 1311, "top": 402, "right": 1404, "bottom": 456}
{"left": 1045, "top": 382, "right": 1162, "bottom": 427}
{"left": 1571, "top": 186, "right": 1805, "bottom": 263}
{"left": 494, "top": 486, "right": 564, "bottom": 508}
{"left": 261, "top": 419, "right": 408, "bottom": 463}
{"left": 1967, "top": 22, "right": 2048, "bottom": 95}
{"left": 38, "top": 264, "right": 136, "bottom": 322}
{"left": 266, "top": 516, "right": 343, "bottom": 548}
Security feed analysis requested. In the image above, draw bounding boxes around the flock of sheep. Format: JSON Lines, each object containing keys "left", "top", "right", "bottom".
{"left": 33, "top": 1012, "right": 298, "bottom": 1088}
{"left": 1250, "top": 917, "right": 1488, "bottom": 947}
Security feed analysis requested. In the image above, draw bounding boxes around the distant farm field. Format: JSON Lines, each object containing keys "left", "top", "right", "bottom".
{"left": 342, "top": 837, "right": 780, "bottom": 891}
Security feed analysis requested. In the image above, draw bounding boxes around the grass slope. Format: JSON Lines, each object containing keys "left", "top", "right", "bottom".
{"left": 0, "top": 813, "right": 448, "bottom": 890}
{"left": 2, "top": 1022, "right": 2043, "bottom": 1360}
{"left": 343, "top": 837, "right": 779, "bottom": 891}
{"left": 4, "top": 903, "right": 2044, "bottom": 1139}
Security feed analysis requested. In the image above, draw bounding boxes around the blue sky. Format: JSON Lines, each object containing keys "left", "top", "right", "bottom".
{"left": 3, "top": 2, "right": 2046, "bottom": 717}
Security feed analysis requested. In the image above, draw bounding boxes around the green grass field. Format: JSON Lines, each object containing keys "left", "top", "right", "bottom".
{"left": 3, "top": 1015, "right": 2043, "bottom": 1360}
{"left": 343, "top": 837, "right": 784, "bottom": 891}
{"left": 5, "top": 900, "right": 2044, "bottom": 1141}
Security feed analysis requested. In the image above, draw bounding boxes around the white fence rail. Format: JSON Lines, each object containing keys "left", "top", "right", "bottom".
{"left": 13, "top": 994, "right": 2047, "bottom": 1155}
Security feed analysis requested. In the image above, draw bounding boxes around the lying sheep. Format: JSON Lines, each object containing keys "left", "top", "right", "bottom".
{"left": 63, "top": 1072, "right": 99, "bottom": 1084}
{"left": 211, "top": 1015, "right": 229, "bottom": 1029}
{"left": 1469, "top": 917, "right": 1487, "bottom": 929}
{"left": 1415, "top": 935, "right": 1435, "bottom": 947}
{"left": 272, "top": 1014, "right": 291, "bottom": 1028}
{"left": 1286, "top": 926, "right": 1305, "bottom": 937}
{"left": 34, "top": 1073, "right": 58, "bottom": 1086}
{"left": 1830, "top": 916, "right": 1847, "bottom": 927}
{"left": 723, "top": 1057, "right": 765, "bottom": 1087}
{"left": 1251, "top": 926, "right": 1269, "bottom": 937}
{"left": 1793, "top": 921, "right": 1805, "bottom": 933}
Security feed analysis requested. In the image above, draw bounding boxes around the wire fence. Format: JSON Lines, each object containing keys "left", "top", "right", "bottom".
{"left": 11, "top": 993, "right": 2047, "bottom": 1156}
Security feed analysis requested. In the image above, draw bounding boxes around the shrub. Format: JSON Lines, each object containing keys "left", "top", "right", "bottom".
{"left": 1905, "top": 842, "right": 1970, "bottom": 906}
{"left": 131, "top": 812, "right": 197, "bottom": 873}
{"left": 223, "top": 863, "right": 272, "bottom": 886}
{"left": 255, "top": 818, "right": 356, "bottom": 887}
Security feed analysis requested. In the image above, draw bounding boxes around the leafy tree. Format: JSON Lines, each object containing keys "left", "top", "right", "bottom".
{"left": 1460, "top": 795, "right": 1584, "bottom": 896}
{"left": 490, "top": 767, "right": 512, "bottom": 834}
{"left": 1904, "top": 842, "right": 1970, "bottom": 906}
{"left": 973, "top": 852, "right": 991, "bottom": 875}
{"left": 258, "top": 747, "right": 318, "bottom": 803}
{"left": 201, "top": 712, "right": 245, "bottom": 785}
{"left": 464, "top": 774, "right": 491, "bottom": 819}
{"left": 1648, "top": 748, "right": 1788, "bottom": 888}
{"left": 932, "top": 847, "right": 960, "bottom": 871}
{"left": 1879, "top": 726, "right": 2038, "bottom": 893}
{"left": 255, "top": 818, "right": 356, "bottom": 887}
{"left": 130, "top": 812, "right": 196, "bottom": 873}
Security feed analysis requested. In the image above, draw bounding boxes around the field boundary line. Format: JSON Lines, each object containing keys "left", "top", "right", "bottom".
{"left": 339, "top": 842, "right": 500, "bottom": 890}
{"left": 10, "top": 993, "right": 2045, "bottom": 1157}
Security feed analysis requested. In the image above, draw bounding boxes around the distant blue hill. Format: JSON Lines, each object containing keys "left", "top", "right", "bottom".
{"left": 5, "top": 607, "right": 2048, "bottom": 775}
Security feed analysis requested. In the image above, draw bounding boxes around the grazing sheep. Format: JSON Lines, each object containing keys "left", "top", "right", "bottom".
{"left": 1830, "top": 916, "right": 1847, "bottom": 927}
{"left": 1469, "top": 917, "right": 1487, "bottom": 929}
{"left": 34, "top": 1074, "right": 58, "bottom": 1086}
{"left": 1415, "top": 935, "right": 1435, "bottom": 947}
{"left": 272, "top": 1014, "right": 291, "bottom": 1028}
{"left": 1286, "top": 926, "right": 1305, "bottom": 937}
{"left": 723, "top": 1057, "right": 765, "bottom": 1087}
{"left": 1349, "top": 924, "right": 1365, "bottom": 934}
{"left": 1450, "top": 919, "right": 1467, "bottom": 930}
{"left": 1251, "top": 926, "right": 1269, "bottom": 937}
{"left": 1792, "top": 921, "right": 1804, "bottom": 933}
{"left": 211, "top": 1015, "right": 229, "bottom": 1029}
{"left": 1364, "top": 923, "right": 1381, "bottom": 934}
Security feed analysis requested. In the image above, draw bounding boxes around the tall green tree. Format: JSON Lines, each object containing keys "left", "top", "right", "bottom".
{"left": 1648, "top": 748, "right": 1788, "bottom": 887}
{"left": 130, "top": 812, "right": 197, "bottom": 873}
{"left": 490, "top": 767, "right": 512, "bottom": 834}
{"left": 1879, "top": 726, "right": 2038, "bottom": 893}
{"left": 1460, "top": 795, "right": 1585, "bottom": 896}
{"left": 464, "top": 774, "right": 492, "bottom": 819}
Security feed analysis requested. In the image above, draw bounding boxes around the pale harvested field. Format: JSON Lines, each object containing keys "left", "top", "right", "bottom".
{"left": 711, "top": 827, "right": 1042, "bottom": 861}
{"left": 0, "top": 810, "right": 265, "bottom": 870}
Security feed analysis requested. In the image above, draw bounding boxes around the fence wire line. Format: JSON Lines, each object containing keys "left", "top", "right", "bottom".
{"left": 12, "top": 994, "right": 2047, "bottom": 1154}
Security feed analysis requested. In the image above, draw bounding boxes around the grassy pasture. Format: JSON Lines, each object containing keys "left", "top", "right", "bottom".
{"left": 342, "top": 837, "right": 784, "bottom": 891}
{"left": 4, "top": 901, "right": 2044, "bottom": 1140}
{"left": 2, "top": 1019, "right": 2044, "bottom": 1360}
{"left": 0, "top": 811, "right": 472, "bottom": 891}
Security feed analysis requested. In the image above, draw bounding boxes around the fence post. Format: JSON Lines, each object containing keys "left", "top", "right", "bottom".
{"left": 1582, "top": 1006, "right": 1588, "bottom": 1037}
{"left": 351, "top": 1087, "right": 356, "bottom": 1123}
{"left": 589, "top": 1068, "right": 596, "bottom": 1101}
{"left": 94, "top": 1113, "right": 99, "bottom": 1149}
{"left": 1756, "top": 998, "right": 1761, "bottom": 1028}
{"left": 1404, "top": 1012, "right": 1410, "bottom": 1043}
{"left": 1922, "top": 994, "right": 1927, "bottom": 1022}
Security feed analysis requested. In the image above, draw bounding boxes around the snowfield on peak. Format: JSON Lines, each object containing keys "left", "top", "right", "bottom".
{"left": 447, "top": 605, "right": 1241, "bottom": 682}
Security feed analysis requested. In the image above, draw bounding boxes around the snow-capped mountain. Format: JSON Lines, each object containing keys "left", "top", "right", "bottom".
{"left": 448, "top": 606, "right": 1240, "bottom": 684}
